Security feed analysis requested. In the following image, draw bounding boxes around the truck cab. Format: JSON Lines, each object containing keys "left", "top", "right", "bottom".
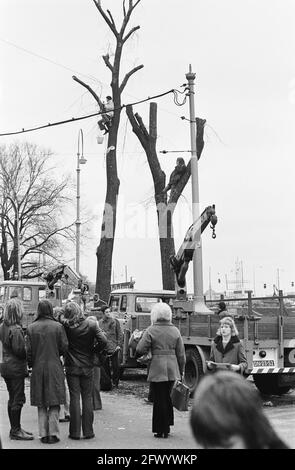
{"left": 107, "top": 289, "right": 176, "bottom": 373}
{"left": 108, "top": 288, "right": 176, "bottom": 327}
{"left": 0, "top": 280, "right": 63, "bottom": 329}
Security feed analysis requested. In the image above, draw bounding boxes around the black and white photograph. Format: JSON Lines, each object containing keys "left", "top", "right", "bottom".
{"left": 0, "top": 0, "right": 295, "bottom": 459}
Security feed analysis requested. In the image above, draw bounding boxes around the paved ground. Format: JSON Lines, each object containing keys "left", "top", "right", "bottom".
{"left": 0, "top": 375, "right": 196, "bottom": 450}
{"left": 1, "top": 374, "right": 295, "bottom": 450}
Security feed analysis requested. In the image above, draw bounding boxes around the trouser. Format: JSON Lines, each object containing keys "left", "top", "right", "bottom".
{"left": 151, "top": 381, "right": 174, "bottom": 434}
{"left": 60, "top": 378, "right": 70, "bottom": 417}
{"left": 92, "top": 366, "right": 102, "bottom": 410}
{"left": 67, "top": 370, "right": 94, "bottom": 438}
{"left": 104, "top": 350, "right": 120, "bottom": 386}
{"left": 4, "top": 377, "right": 26, "bottom": 433}
{"left": 38, "top": 406, "right": 60, "bottom": 438}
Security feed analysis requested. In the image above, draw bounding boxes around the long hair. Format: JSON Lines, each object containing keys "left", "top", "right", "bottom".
{"left": 63, "top": 302, "right": 84, "bottom": 323}
{"left": 216, "top": 316, "right": 239, "bottom": 337}
{"left": 151, "top": 302, "right": 172, "bottom": 324}
{"left": 3, "top": 298, "right": 23, "bottom": 326}
{"left": 36, "top": 299, "right": 54, "bottom": 319}
{"left": 190, "top": 371, "right": 288, "bottom": 449}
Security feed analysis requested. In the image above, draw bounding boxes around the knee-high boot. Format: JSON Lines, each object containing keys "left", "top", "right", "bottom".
{"left": 10, "top": 407, "right": 34, "bottom": 440}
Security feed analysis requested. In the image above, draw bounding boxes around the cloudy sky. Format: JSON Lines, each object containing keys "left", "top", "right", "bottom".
{"left": 1, "top": 0, "right": 295, "bottom": 297}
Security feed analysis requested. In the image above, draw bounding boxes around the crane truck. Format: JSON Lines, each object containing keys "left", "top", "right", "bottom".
{"left": 111, "top": 204, "right": 295, "bottom": 396}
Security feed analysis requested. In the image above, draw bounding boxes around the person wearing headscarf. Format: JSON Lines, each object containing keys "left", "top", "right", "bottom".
{"left": 0, "top": 299, "right": 34, "bottom": 441}
{"left": 59, "top": 302, "right": 107, "bottom": 440}
{"left": 26, "top": 299, "right": 68, "bottom": 444}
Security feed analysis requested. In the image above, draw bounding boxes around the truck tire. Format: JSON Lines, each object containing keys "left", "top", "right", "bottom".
{"left": 253, "top": 374, "right": 290, "bottom": 395}
{"left": 119, "top": 366, "right": 125, "bottom": 379}
{"left": 184, "top": 348, "right": 204, "bottom": 396}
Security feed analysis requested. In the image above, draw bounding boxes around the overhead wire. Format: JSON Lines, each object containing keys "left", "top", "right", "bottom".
{"left": 0, "top": 89, "right": 177, "bottom": 137}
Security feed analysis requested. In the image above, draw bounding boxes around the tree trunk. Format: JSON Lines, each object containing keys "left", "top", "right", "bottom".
{"left": 95, "top": 118, "right": 120, "bottom": 301}
{"left": 126, "top": 103, "right": 176, "bottom": 290}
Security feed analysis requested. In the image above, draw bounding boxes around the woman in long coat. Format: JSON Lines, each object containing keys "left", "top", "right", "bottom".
{"left": 136, "top": 302, "right": 186, "bottom": 438}
{"left": 0, "top": 299, "right": 34, "bottom": 440}
{"left": 207, "top": 316, "right": 247, "bottom": 373}
{"left": 26, "top": 299, "right": 68, "bottom": 444}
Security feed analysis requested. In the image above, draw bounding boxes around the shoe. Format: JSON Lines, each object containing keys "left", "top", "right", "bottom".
{"left": 83, "top": 434, "right": 95, "bottom": 439}
{"left": 68, "top": 435, "right": 80, "bottom": 440}
{"left": 10, "top": 429, "right": 34, "bottom": 440}
{"left": 47, "top": 435, "right": 60, "bottom": 444}
{"left": 59, "top": 415, "right": 70, "bottom": 422}
{"left": 21, "top": 428, "right": 34, "bottom": 435}
{"left": 163, "top": 433, "right": 169, "bottom": 438}
{"left": 144, "top": 398, "right": 153, "bottom": 404}
{"left": 154, "top": 433, "right": 163, "bottom": 438}
{"left": 40, "top": 436, "right": 48, "bottom": 444}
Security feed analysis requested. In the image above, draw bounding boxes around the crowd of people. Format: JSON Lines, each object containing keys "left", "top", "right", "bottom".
{"left": 0, "top": 297, "right": 119, "bottom": 444}
{"left": 0, "top": 297, "right": 289, "bottom": 449}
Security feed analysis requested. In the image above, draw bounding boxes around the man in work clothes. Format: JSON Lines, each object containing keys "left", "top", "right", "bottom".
{"left": 98, "top": 306, "right": 123, "bottom": 388}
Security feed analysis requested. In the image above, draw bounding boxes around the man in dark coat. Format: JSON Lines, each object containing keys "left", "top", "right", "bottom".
{"left": 98, "top": 305, "right": 123, "bottom": 388}
{"left": 26, "top": 299, "right": 68, "bottom": 444}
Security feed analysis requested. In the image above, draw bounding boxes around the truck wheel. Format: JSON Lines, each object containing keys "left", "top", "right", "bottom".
{"left": 253, "top": 375, "right": 290, "bottom": 395}
{"left": 184, "top": 348, "right": 204, "bottom": 396}
{"left": 119, "top": 367, "right": 125, "bottom": 379}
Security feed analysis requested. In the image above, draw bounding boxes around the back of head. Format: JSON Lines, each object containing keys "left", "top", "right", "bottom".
{"left": 190, "top": 371, "right": 287, "bottom": 449}
{"left": 37, "top": 299, "right": 54, "bottom": 319}
{"left": 218, "top": 301, "right": 226, "bottom": 311}
{"left": 64, "top": 301, "right": 83, "bottom": 324}
{"left": 151, "top": 302, "right": 172, "bottom": 324}
{"left": 4, "top": 298, "right": 23, "bottom": 326}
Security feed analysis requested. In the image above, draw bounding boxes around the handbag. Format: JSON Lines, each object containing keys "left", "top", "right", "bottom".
{"left": 170, "top": 379, "right": 190, "bottom": 411}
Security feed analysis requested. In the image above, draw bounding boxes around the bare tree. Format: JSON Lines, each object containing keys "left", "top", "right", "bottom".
{"left": 0, "top": 142, "right": 75, "bottom": 280}
{"left": 73, "top": 0, "right": 143, "bottom": 301}
{"left": 126, "top": 103, "right": 203, "bottom": 290}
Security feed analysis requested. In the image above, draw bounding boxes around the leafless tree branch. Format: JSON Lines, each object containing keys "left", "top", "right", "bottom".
{"left": 119, "top": 64, "right": 144, "bottom": 93}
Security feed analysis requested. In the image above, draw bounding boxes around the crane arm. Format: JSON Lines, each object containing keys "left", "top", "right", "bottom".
{"left": 170, "top": 205, "right": 217, "bottom": 299}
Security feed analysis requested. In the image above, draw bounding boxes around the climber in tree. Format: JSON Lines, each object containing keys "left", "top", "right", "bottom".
{"left": 98, "top": 96, "right": 114, "bottom": 135}
{"left": 162, "top": 157, "right": 187, "bottom": 194}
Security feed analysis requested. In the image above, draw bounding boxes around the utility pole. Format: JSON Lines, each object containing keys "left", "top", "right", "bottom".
{"left": 186, "top": 65, "right": 211, "bottom": 314}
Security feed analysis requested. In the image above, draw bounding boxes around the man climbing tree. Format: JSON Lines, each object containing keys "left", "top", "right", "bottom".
{"left": 73, "top": 0, "right": 143, "bottom": 301}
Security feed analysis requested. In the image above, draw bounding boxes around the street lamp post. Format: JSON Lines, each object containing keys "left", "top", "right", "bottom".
{"left": 76, "top": 129, "right": 87, "bottom": 275}
{"left": 7, "top": 196, "right": 22, "bottom": 280}
{"left": 186, "top": 64, "right": 211, "bottom": 314}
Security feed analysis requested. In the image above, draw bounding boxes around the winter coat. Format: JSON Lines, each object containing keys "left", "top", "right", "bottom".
{"left": 209, "top": 335, "right": 248, "bottom": 373}
{"left": 0, "top": 323, "right": 27, "bottom": 378}
{"left": 136, "top": 320, "right": 186, "bottom": 382}
{"left": 98, "top": 316, "right": 123, "bottom": 354}
{"left": 26, "top": 317, "right": 68, "bottom": 407}
{"left": 62, "top": 318, "right": 107, "bottom": 375}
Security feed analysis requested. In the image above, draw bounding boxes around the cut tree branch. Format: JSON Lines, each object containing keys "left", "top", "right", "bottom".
{"left": 72, "top": 75, "right": 103, "bottom": 108}
{"left": 120, "top": 64, "right": 144, "bottom": 93}
{"left": 102, "top": 54, "right": 114, "bottom": 73}
{"left": 107, "top": 9, "right": 117, "bottom": 30}
{"left": 123, "top": 25, "right": 140, "bottom": 43}
{"left": 92, "top": 0, "right": 118, "bottom": 37}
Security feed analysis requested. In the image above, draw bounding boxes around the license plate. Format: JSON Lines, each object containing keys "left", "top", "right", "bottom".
{"left": 253, "top": 360, "right": 275, "bottom": 367}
